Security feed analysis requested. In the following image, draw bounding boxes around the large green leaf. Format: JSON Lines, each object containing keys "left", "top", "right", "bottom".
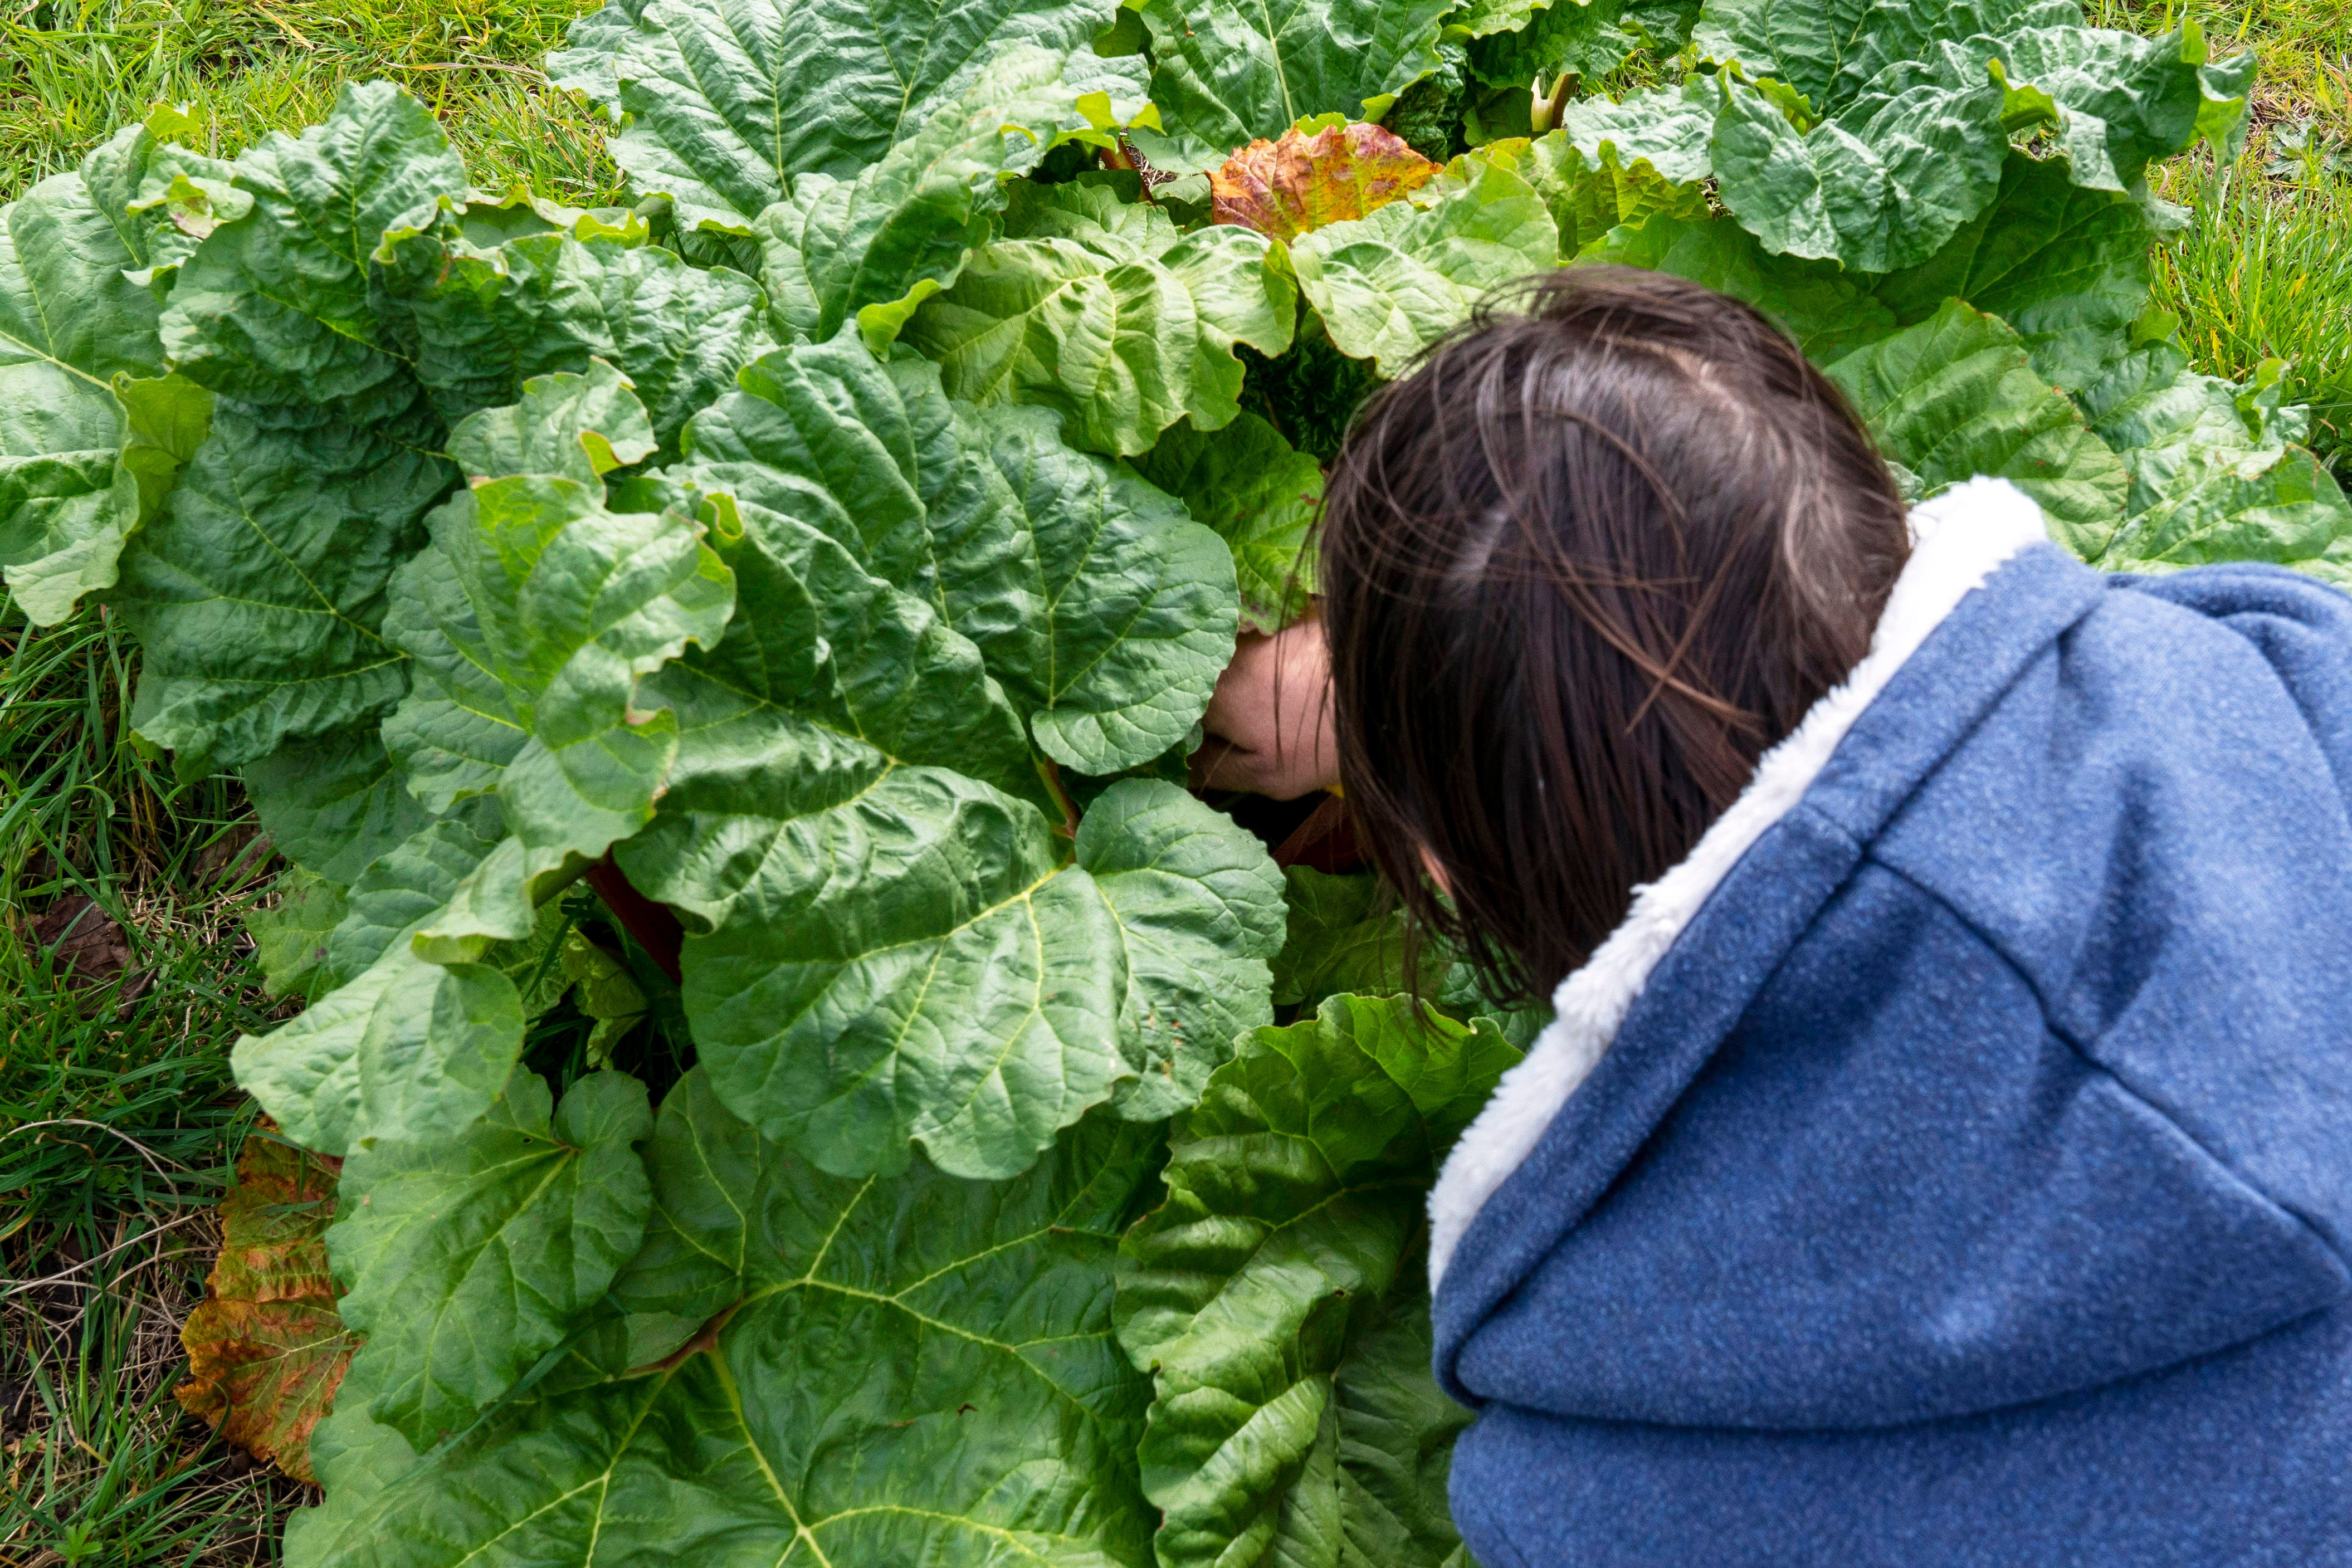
{"left": 1271, "top": 866, "right": 1548, "bottom": 1045}
{"left": 612, "top": 396, "right": 1058, "bottom": 948}
{"left": 1115, "top": 993, "right": 1516, "bottom": 1568}
{"left": 245, "top": 870, "right": 351, "bottom": 1004}
{"left": 279, "top": 1329, "right": 426, "bottom": 1564}
{"left": 1548, "top": 84, "right": 1717, "bottom": 185}
{"left": 397, "top": 372, "right": 737, "bottom": 882}
{"left": 232, "top": 813, "right": 527, "bottom": 1158}
{"left": 1263, "top": 1289, "right": 1471, "bottom": 1568}
{"left": 1129, "top": 0, "right": 1456, "bottom": 173}
{"left": 958, "top": 400, "right": 1240, "bottom": 772}
{"left": 658, "top": 778, "right": 1281, "bottom": 1180}
{"left": 157, "top": 81, "right": 466, "bottom": 418}
{"left": 114, "top": 400, "right": 453, "bottom": 772}
{"left": 756, "top": 49, "right": 1158, "bottom": 352}
{"left": 328, "top": 1068, "right": 652, "bottom": 1448}
{"left": 554, "top": 0, "right": 1133, "bottom": 231}
{"left": 667, "top": 328, "right": 1236, "bottom": 776}
{"left": 0, "top": 152, "right": 209, "bottom": 626}
{"left": 1472, "top": 88, "right": 1714, "bottom": 253}
{"left": 1469, "top": 0, "right": 1698, "bottom": 92}
{"left": 1080, "top": 780, "right": 1287, "bottom": 1122}
{"left": 614, "top": 525, "right": 1053, "bottom": 902}
{"left": 1289, "top": 153, "right": 1559, "bottom": 377}
{"left": 1129, "top": 411, "right": 1322, "bottom": 633}
{"left": 1584, "top": 211, "right": 1897, "bottom": 364}
{"left": 1873, "top": 23, "right": 2253, "bottom": 196}
{"left": 379, "top": 540, "right": 527, "bottom": 818}
{"left": 1691, "top": 0, "right": 2071, "bottom": 115}
{"left": 1701, "top": 4, "right": 2252, "bottom": 273}
{"left": 1825, "top": 297, "right": 2129, "bottom": 548}
{"left": 242, "top": 729, "right": 440, "bottom": 883}
{"left": 375, "top": 193, "right": 773, "bottom": 446}
{"left": 232, "top": 804, "right": 659, "bottom": 1171}
{"left": 282, "top": 1074, "right": 1165, "bottom": 1568}
{"left": 77, "top": 102, "right": 244, "bottom": 291}
{"left": 323, "top": 810, "right": 518, "bottom": 986}
{"left": 1706, "top": 68, "right": 2010, "bottom": 275}
{"left": 1869, "top": 149, "right": 2158, "bottom": 393}
{"left": 904, "top": 179, "right": 1297, "bottom": 457}
{"left": 229, "top": 910, "right": 522, "bottom": 1160}
{"left": 441, "top": 355, "right": 657, "bottom": 487}
{"left": 1447, "top": 0, "right": 1546, "bottom": 40}
{"left": 2082, "top": 347, "right": 2352, "bottom": 573}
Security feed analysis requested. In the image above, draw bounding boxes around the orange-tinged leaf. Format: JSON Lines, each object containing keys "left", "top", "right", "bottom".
{"left": 1211, "top": 122, "right": 1438, "bottom": 243}
{"left": 175, "top": 1132, "right": 357, "bottom": 1483}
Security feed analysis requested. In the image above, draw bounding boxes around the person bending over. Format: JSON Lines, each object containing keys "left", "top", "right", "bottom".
{"left": 1197, "top": 265, "right": 2352, "bottom": 1567}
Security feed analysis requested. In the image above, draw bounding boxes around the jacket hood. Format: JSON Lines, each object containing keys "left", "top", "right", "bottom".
{"left": 1430, "top": 478, "right": 2352, "bottom": 1433}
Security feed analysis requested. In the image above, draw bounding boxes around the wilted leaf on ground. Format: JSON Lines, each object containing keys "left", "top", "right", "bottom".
{"left": 177, "top": 1133, "right": 358, "bottom": 1483}
{"left": 30, "top": 895, "right": 131, "bottom": 986}
{"left": 1211, "top": 123, "right": 1437, "bottom": 243}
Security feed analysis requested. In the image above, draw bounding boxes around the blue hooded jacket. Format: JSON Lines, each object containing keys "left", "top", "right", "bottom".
{"left": 1428, "top": 478, "right": 2352, "bottom": 1567}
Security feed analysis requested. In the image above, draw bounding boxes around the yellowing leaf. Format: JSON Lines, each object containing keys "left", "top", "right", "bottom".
{"left": 1211, "top": 121, "right": 1438, "bottom": 242}
{"left": 175, "top": 1132, "right": 357, "bottom": 1483}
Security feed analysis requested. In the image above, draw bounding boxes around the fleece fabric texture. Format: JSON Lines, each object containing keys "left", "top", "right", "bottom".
{"left": 1433, "top": 500, "right": 2352, "bottom": 1566}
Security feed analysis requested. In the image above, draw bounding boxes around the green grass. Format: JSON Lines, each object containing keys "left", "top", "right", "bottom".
{"left": 6, "top": 1214, "right": 305, "bottom": 1565}
{"left": 2155, "top": 161, "right": 2352, "bottom": 462}
{"left": 2088, "top": 0, "right": 2352, "bottom": 468}
{"left": 2, "top": 0, "right": 2351, "bottom": 1561}
{"left": 2, "top": 0, "right": 618, "bottom": 199}
{"left": 0, "top": 606, "right": 296, "bottom": 1564}
{"left": 4, "top": 1, "right": 614, "bottom": 1547}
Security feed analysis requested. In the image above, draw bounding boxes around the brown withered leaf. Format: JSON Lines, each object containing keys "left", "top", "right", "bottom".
{"left": 32, "top": 894, "right": 131, "bottom": 985}
{"left": 1211, "top": 121, "right": 1438, "bottom": 242}
{"left": 175, "top": 1132, "right": 357, "bottom": 1483}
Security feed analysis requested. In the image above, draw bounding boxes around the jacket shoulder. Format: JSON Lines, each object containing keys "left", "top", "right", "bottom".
{"left": 1870, "top": 565, "right": 2352, "bottom": 1259}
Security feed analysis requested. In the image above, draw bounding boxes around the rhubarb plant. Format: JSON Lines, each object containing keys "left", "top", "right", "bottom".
{"left": 4, "top": 0, "right": 2344, "bottom": 1564}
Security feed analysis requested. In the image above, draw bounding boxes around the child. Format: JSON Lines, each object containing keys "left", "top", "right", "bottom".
{"left": 1197, "top": 268, "right": 2352, "bottom": 1565}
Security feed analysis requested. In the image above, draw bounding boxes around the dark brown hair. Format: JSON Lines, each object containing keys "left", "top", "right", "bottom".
{"left": 1319, "top": 266, "right": 1911, "bottom": 1004}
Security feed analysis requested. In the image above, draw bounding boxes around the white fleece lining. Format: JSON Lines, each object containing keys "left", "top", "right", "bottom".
{"left": 1426, "top": 477, "right": 2057, "bottom": 1291}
